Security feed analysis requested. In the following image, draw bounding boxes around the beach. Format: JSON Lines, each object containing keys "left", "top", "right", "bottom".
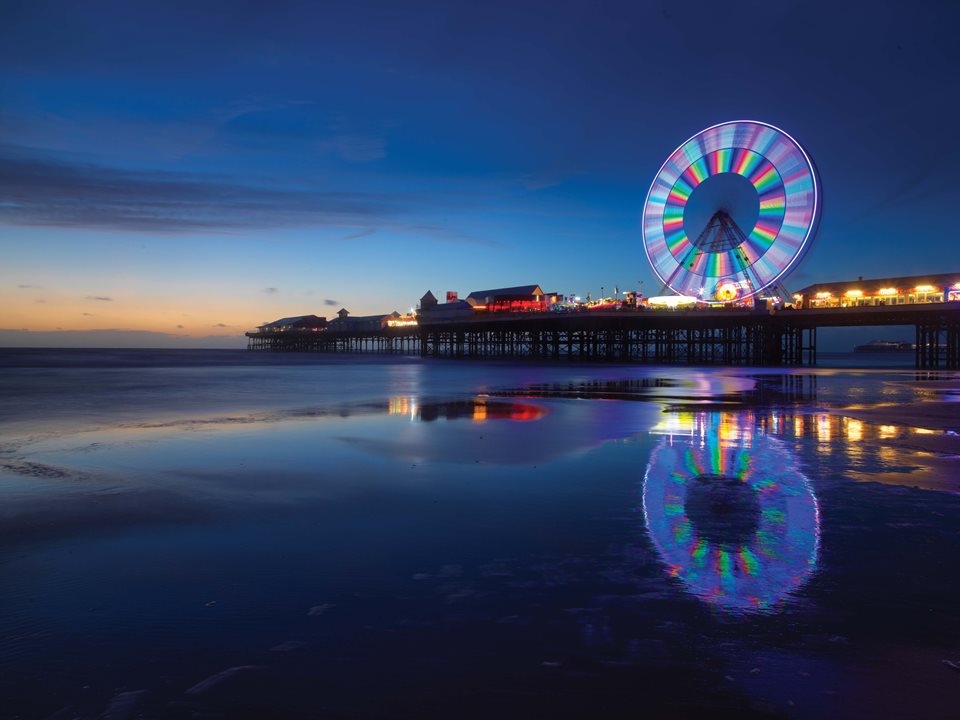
{"left": 1, "top": 350, "right": 958, "bottom": 719}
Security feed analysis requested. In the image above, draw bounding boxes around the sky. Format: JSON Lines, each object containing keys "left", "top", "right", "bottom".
{"left": 1, "top": 0, "right": 958, "bottom": 347}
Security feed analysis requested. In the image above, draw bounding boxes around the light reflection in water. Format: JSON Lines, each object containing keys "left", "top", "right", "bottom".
{"left": 643, "top": 412, "right": 820, "bottom": 614}
{"left": 816, "top": 414, "right": 832, "bottom": 451}
{"left": 879, "top": 425, "right": 897, "bottom": 439}
{"left": 846, "top": 418, "right": 863, "bottom": 443}
{"left": 388, "top": 397, "right": 546, "bottom": 423}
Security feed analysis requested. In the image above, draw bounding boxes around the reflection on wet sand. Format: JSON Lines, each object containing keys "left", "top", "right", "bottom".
{"left": 495, "top": 373, "right": 862, "bottom": 413}
{"left": 768, "top": 412, "right": 960, "bottom": 491}
{"left": 653, "top": 405, "right": 959, "bottom": 492}
{"left": 388, "top": 397, "right": 546, "bottom": 422}
{"left": 643, "top": 412, "right": 820, "bottom": 614}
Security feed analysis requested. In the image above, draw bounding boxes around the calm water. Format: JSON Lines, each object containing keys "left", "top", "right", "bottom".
{"left": 1, "top": 349, "right": 958, "bottom": 719}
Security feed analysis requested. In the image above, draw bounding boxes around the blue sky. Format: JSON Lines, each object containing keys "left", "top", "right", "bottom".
{"left": 1, "top": 0, "right": 958, "bottom": 346}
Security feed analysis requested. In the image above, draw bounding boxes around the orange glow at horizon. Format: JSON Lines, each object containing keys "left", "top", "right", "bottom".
{"left": 2, "top": 290, "right": 258, "bottom": 336}
{"left": 1, "top": 285, "right": 399, "bottom": 339}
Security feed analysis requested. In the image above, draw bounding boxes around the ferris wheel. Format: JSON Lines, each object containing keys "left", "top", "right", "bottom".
{"left": 642, "top": 120, "right": 820, "bottom": 303}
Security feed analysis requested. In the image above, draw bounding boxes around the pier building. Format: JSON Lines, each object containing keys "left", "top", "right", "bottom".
{"left": 464, "top": 285, "right": 560, "bottom": 313}
{"left": 795, "top": 273, "right": 960, "bottom": 308}
{"left": 327, "top": 308, "right": 403, "bottom": 333}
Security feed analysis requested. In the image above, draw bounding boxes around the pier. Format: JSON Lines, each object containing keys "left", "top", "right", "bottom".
{"left": 246, "top": 326, "right": 420, "bottom": 354}
{"left": 247, "top": 302, "right": 960, "bottom": 368}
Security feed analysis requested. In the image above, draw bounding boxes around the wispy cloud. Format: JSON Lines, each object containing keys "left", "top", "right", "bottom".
{"left": 518, "top": 171, "right": 576, "bottom": 191}
{"left": 342, "top": 228, "right": 376, "bottom": 241}
{"left": 81, "top": 312, "right": 95, "bottom": 316}
{"left": 214, "top": 105, "right": 387, "bottom": 164}
{"left": 85, "top": 295, "right": 113, "bottom": 301}
{"left": 263, "top": 287, "right": 278, "bottom": 294}
{"left": 410, "top": 225, "right": 501, "bottom": 249}
{"left": 323, "top": 299, "right": 338, "bottom": 306}
{"left": 17, "top": 284, "right": 41, "bottom": 289}
{"left": 213, "top": 323, "right": 230, "bottom": 328}
{"left": 0, "top": 147, "right": 547, "bottom": 248}
{"left": 0, "top": 145, "right": 406, "bottom": 233}
{"left": 332, "top": 134, "right": 386, "bottom": 163}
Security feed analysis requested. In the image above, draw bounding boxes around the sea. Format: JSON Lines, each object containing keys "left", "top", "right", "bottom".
{"left": 0, "top": 349, "right": 958, "bottom": 719}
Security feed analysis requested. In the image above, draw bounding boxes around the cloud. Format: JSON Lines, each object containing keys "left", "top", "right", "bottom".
{"left": 342, "top": 228, "right": 376, "bottom": 241}
{"left": 213, "top": 323, "right": 230, "bottom": 328}
{"left": 81, "top": 312, "right": 95, "bottom": 316}
{"left": 17, "top": 284, "right": 41, "bottom": 289}
{"left": 263, "top": 287, "right": 278, "bottom": 294}
{"left": 0, "top": 146, "right": 522, "bottom": 247}
{"left": 176, "top": 324, "right": 184, "bottom": 329}
{"left": 323, "top": 299, "right": 338, "bottom": 306}
{"left": 332, "top": 134, "right": 386, "bottom": 163}
{"left": 35, "top": 299, "right": 46, "bottom": 304}
{"left": 518, "top": 171, "right": 574, "bottom": 191}
{"left": 213, "top": 105, "right": 387, "bottom": 164}
{"left": 0, "top": 145, "right": 406, "bottom": 233}
{"left": 410, "top": 225, "right": 501, "bottom": 249}
{"left": 85, "top": 295, "right": 113, "bottom": 301}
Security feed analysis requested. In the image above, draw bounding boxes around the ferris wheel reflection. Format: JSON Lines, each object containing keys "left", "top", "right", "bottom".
{"left": 643, "top": 411, "right": 820, "bottom": 614}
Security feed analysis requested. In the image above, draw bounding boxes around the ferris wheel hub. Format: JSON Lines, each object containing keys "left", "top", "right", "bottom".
{"left": 684, "top": 172, "right": 759, "bottom": 244}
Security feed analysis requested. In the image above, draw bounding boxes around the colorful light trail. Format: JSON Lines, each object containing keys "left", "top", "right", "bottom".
{"left": 642, "top": 121, "right": 821, "bottom": 302}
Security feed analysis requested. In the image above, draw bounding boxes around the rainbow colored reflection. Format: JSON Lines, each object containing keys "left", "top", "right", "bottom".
{"left": 643, "top": 412, "right": 819, "bottom": 613}
{"left": 643, "top": 120, "right": 820, "bottom": 301}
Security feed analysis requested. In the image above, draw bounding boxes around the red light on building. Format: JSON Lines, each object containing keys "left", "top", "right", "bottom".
{"left": 488, "top": 299, "right": 548, "bottom": 312}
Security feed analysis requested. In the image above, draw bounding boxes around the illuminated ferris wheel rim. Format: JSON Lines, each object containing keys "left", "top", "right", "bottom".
{"left": 641, "top": 119, "right": 821, "bottom": 301}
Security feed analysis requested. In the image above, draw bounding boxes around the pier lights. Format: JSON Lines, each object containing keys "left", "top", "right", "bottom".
{"left": 843, "top": 289, "right": 863, "bottom": 307}
{"left": 647, "top": 295, "right": 698, "bottom": 309}
{"left": 878, "top": 287, "right": 898, "bottom": 296}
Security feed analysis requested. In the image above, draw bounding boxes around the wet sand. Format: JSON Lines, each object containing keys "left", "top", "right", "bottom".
{"left": 1, "top": 351, "right": 959, "bottom": 719}
{"left": 832, "top": 400, "right": 960, "bottom": 434}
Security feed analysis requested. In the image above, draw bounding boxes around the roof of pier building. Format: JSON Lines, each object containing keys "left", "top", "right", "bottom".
{"left": 465, "top": 285, "right": 546, "bottom": 305}
{"left": 257, "top": 314, "right": 327, "bottom": 331}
